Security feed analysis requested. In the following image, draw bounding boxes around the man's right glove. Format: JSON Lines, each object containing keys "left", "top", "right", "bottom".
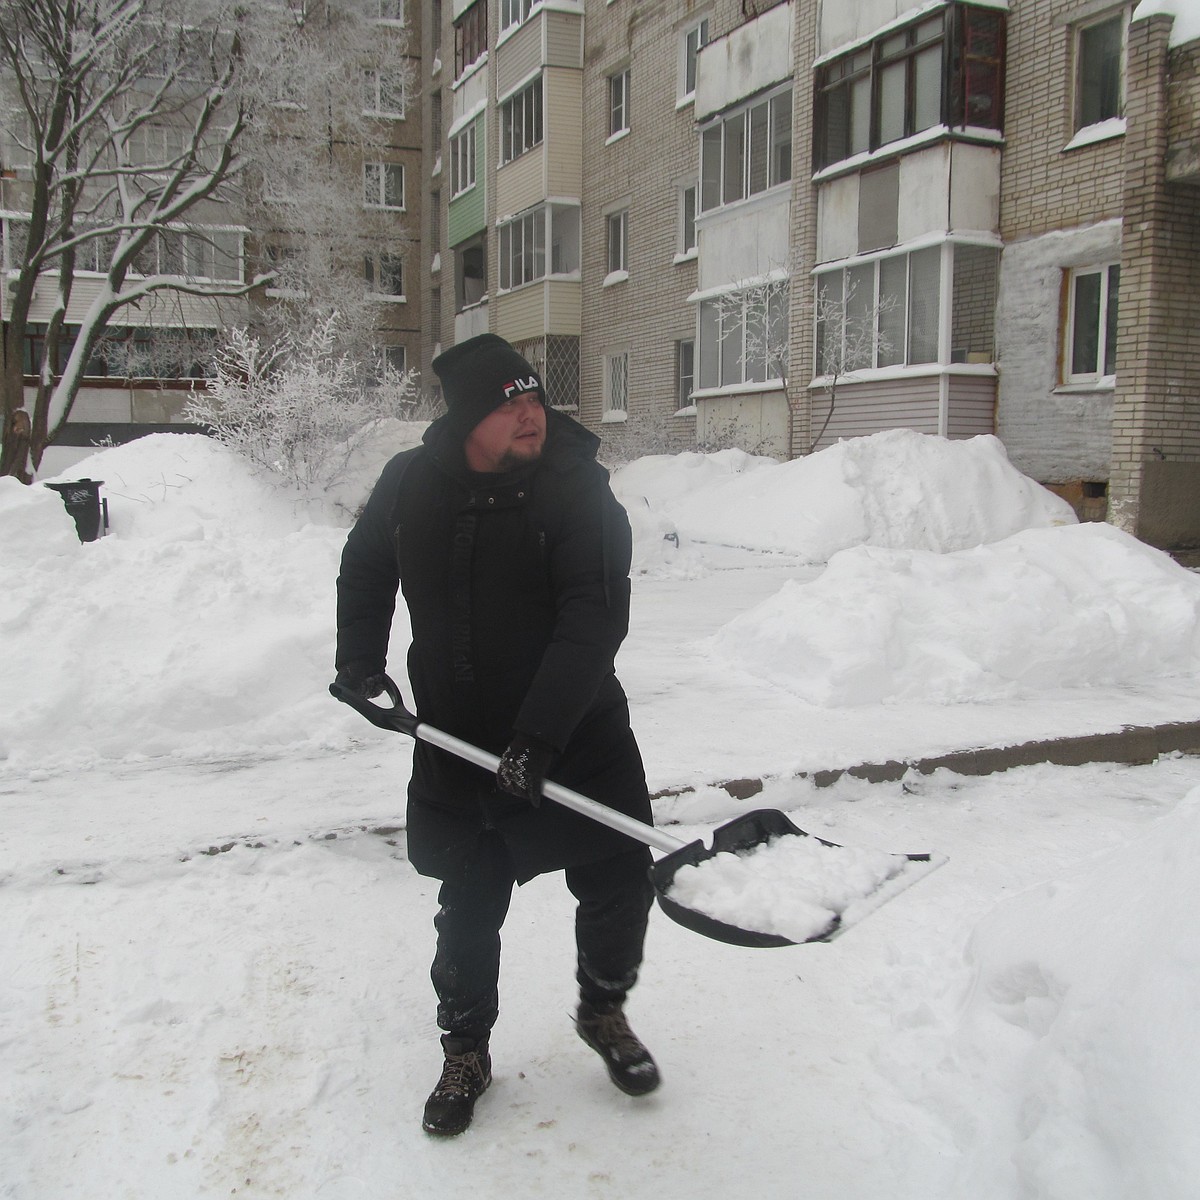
{"left": 333, "top": 665, "right": 386, "bottom": 700}
{"left": 497, "top": 733, "right": 556, "bottom": 806}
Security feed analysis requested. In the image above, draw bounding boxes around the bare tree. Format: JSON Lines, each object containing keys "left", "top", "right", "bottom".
{"left": 710, "top": 270, "right": 791, "bottom": 453}
{"left": 810, "top": 277, "right": 897, "bottom": 454}
{"left": 0, "top": 0, "right": 415, "bottom": 481}
{"left": 0, "top": 0, "right": 259, "bottom": 480}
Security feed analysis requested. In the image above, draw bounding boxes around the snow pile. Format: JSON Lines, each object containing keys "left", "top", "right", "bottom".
{"left": 710, "top": 522, "right": 1200, "bottom": 705}
{"left": 923, "top": 788, "right": 1200, "bottom": 1198}
{"left": 666, "top": 833, "right": 907, "bottom": 943}
{"left": 0, "top": 475, "right": 80, "bottom": 563}
{"left": 612, "top": 430, "right": 1076, "bottom": 563}
{"left": 1, "top": 434, "right": 416, "bottom": 769}
{"left": 1, "top": 427, "right": 1190, "bottom": 769}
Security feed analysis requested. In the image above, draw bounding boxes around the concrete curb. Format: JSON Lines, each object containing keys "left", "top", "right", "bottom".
{"left": 653, "top": 719, "right": 1200, "bottom": 803}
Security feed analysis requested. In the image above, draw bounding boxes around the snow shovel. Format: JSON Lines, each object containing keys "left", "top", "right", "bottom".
{"left": 331, "top": 675, "right": 946, "bottom": 948}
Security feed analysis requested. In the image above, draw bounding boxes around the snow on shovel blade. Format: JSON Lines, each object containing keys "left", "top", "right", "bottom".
{"left": 651, "top": 810, "right": 947, "bottom": 948}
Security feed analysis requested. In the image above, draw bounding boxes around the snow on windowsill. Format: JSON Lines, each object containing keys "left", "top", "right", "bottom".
{"left": 602, "top": 410, "right": 628, "bottom": 423}
{"left": 603, "top": 269, "right": 629, "bottom": 288}
{"left": 674, "top": 404, "right": 697, "bottom": 417}
{"left": 430, "top": 252, "right": 441, "bottom": 274}
{"left": 673, "top": 249, "right": 698, "bottom": 265}
{"left": 1064, "top": 118, "right": 1126, "bottom": 152}
{"left": 1055, "top": 377, "right": 1116, "bottom": 394}
{"left": 605, "top": 128, "right": 630, "bottom": 147}
{"left": 367, "top": 293, "right": 407, "bottom": 303}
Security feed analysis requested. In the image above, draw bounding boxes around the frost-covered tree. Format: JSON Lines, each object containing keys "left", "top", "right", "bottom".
{"left": 235, "top": 1, "right": 415, "bottom": 362}
{"left": 811, "top": 277, "right": 897, "bottom": 454}
{"left": 0, "top": 0, "right": 414, "bottom": 482}
{"left": 184, "top": 315, "right": 426, "bottom": 496}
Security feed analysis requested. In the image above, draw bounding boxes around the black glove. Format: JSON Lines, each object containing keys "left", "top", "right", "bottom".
{"left": 497, "top": 733, "right": 556, "bottom": 806}
{"left": 333, "top": 665, "right": 386, "bottom": 700}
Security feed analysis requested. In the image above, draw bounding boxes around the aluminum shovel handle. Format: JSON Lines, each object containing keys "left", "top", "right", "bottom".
{"left": 330, "top": 675, "right": 685, "bottom": 855}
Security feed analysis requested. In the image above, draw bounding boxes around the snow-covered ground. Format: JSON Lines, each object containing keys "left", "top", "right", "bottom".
{"left": 4, "top": 429, "right": 1200, "bottom": 1198}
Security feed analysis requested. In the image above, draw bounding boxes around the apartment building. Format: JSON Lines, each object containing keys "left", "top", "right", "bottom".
{"left": 9, "top": 1, "right": 1195, "bottom": 549}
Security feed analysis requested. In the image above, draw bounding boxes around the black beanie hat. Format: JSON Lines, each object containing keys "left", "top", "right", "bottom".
{"left": 431, "top": 333, "right": 544, "bottom": 438}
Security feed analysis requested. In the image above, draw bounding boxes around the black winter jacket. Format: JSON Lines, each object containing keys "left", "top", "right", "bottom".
{"left": 336, "top": 408, "right": 653, "bottom": 883}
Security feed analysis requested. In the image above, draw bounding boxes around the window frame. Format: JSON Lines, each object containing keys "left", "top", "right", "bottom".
{"left": 676, "top": 338, "right": 696, "bottom": 410}
{"left": 603, "top": 349, "right": 630, "bottom": 421}
{"left": 451, "top": 122, "right": 477, "bottom": 196}
{"left": 696, "top": 283, "right": 789, "bottom": 391}
{"left": 606, "top": 209, "right": 629, "bottom": 279}
{"left": 500, "top": 76, "right": 544, "bottom": 165}
{"left": 679, "top": 16, "right": 710, "bottom": 104}
{"left": 497, "top": 203, "right": 579, "bottom": 292}
{"left": 454, "top": 1, "right": 488, "bottom": 78}
{"left": 1074, "top": 9, "right": 1128, "bottom": 132}
{"left": 363, "top": 161, "right": 405, "bottom": 210}
{"left": 677, "top": 182, "right": 698, "bottom": 258}
{"left": 608, "top": 67, "right": 631, "bottom": 139}
{"left": 375, "top": 0, "right": 405, "bottom": 24}
{"left": 363, "top": 68, "right": 407, "bottom": 119}
{"left": 698, "top": 83, "right": 793, "bottom": 212}
{"left": 365, "top": 250, "right": 406, "bottom": 300}
{"left": 500, "top": 0, "right": 535, "bottom": 34}
{"left": 814, "top": 5, "right": 1007, "bottom": 171}
{"left": 1065, "top": 262, "right": 1120, "bottom": 384}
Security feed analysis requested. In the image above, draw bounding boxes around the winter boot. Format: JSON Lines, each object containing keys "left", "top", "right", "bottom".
{"left": 421, "top": 1036, "right": 492, "bottom": 1136}
{"left": 575, "top": 1001, "right": 660, "bottom": 1096}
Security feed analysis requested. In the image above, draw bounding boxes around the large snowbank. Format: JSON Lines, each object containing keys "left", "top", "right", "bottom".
{"left": 4, "top": 427, "right": 1197, "bottom": 770}
{"left": 612, "top": 429, "right": 1076, "bottom": 563}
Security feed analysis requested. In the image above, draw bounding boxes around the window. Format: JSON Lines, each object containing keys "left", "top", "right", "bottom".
{"left": 501, "top": 77, "right": 544, "bottom": 164}
{"left": 430, "top": 190, "right": 441, "bottom": 253}
{"left": 697, "top": 284, "right": 788, "bottom": 390}
{"left": 455, "top": 1, "right": 487, "bottom": 77}
{"left": 680, "top": 17, "right": 709, "bottom": 101}
{"left": 676, "top": 340, "right": 696, "bottom": 409}
{"left": 23, "top": 323, "right": 217, "bottom": 380}
{"left": 1076, "top": 12, "right": 1126, "bottom": 130}
{"left": 363, "top": 68, "right": 406, "bottom": 118}
{"left": 606, "top": 210, "right": 628, "bottom": 277}
{"left": 816, "top": 5, "right": 1006, "bottom": 170}
{"left": 501, "top": 0, "right": 534, "bottom": 32}
{"left": 500, "top": 209, "right": 544, "bottom": 289}
{"left": 364, "top": 162, "right": 405, "bottom": 209}
{"left": 432, "top": 0, "right": 441, "bottom": 56}
{"left": 456, "top": 235, "right": 487, "bottom": 311}
{"left": 550, "top": 204, "right": 580, "bottom": 275}
{"left": 498, "top": 203, "right": 579, "bottom": 290}
{"left": 384, "top": 344, "right": 407, "bottom": 373}
{"left": 365, "top": 251, "right": 405, "bottom": 298}
{"left": 678, "top": 183, "right": 698, "bottom": 256}
{"left": 699, "top": 86, "right": 792, "bottom": 211}
{"left": 1067, "top": 264, "right": 1120, "bottom": 382}
{"left": 451, "top": 123, "right": 477, "bottom": 195}
{"left": 604, "top": 351, "right": 629, "bottom": 419}
{"left": 609, "top": 68, "right": 630, "bottom": 138}
{"left": 376, "top": 0, "right": 404, "bottom": 23}
{"left": 813, "top": 245, "right": 968, "bottom": 374}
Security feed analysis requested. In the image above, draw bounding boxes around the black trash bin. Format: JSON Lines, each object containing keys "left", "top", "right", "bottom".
{"left": 44, "top": 478, "right": 107, "bottom": 543}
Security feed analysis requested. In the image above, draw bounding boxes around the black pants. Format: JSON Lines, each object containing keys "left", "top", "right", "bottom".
{"left": 430, "top": 833, "right": 655, "bottom": 1043}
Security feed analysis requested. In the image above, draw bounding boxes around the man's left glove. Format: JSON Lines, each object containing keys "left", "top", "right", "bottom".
{"left": 497, "top": 733, "right": 556, "bottom": 806}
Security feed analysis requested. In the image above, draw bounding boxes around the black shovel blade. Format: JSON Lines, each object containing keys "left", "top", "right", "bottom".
{"left": 651, "top": 809, "right": 942, "bottom": 948}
